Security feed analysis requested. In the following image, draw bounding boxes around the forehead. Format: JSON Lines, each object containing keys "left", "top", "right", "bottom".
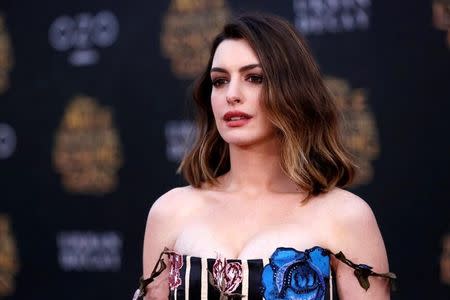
{"left": 211, "top": 39, "right": 260, "bottom": 68}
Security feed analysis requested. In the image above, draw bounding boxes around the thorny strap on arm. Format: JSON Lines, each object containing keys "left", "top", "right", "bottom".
{"left": 329, "top": 250, "right": 397, "bottom": 291}
{"left": 132, "top": 248, "right": 174, "bottom": 300}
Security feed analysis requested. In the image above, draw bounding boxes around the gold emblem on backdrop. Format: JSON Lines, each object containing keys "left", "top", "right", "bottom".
{"left": 440, "top": 232, "right": 450, "bottom": 285}
{"left": 0, "top": 214, "right": 19, "bottom": 297}
{"left": 161, "top": 0, "right": 230, "bottom": 79}
{"left": 433, "top": 0, "right": 450, "bottom": 48}
{"left": 325, "top": 77, "right": 380, "bottom": 187}
{"left": 53, "top": 95, "right": 123, "bottom": 195}
{"left": 0, "top": 13, "right": 14, "bottom": 94}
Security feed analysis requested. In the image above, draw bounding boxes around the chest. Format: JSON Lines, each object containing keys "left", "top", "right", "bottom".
{"left": 173, "top": 195, "right": 330, "bottom": 259}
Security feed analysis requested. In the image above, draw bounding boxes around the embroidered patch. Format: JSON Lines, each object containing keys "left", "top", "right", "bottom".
{"left": 261, "top": 247, "right": 330, "bottom": 300}
{"left": 209, "top": 255, "right": 243, "bottom": 298}
{"left": 168, "top": 252, "right": 183, "bottom": 290}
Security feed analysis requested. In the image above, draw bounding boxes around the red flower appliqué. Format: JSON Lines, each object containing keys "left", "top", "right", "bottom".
{"left": 168, "top": 252, "right": 183, "bottom": 290}
{"left": 210, "top": 256, "right": 243, "bottom": 298}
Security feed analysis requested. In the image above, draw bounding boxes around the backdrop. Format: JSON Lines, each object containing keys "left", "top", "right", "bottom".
{"left": 0, "top": 0, "right": 449, "bottom": 299}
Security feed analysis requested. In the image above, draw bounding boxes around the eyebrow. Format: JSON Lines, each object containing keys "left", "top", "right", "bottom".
{"left": 210, "top": 64, "right": 262, "bottom": 74}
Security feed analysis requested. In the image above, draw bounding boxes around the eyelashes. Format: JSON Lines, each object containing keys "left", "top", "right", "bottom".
{"left": 247, "top": 74, "right": 264, "bottom": 84}
{"left": 211, "top": 74, "right": 264, "bottom": 88}
{"left": 212, "top": 78, "right": 228, "bottom": 88}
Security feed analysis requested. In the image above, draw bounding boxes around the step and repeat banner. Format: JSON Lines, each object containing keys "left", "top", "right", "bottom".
{"left": 0, "top": 0, "right": 449, "bottom": 299}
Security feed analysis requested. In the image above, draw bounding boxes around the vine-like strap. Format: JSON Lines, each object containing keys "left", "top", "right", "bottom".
{"left": 132, "top": 249, "right": 171, "bottom": 300}
{"left": 331, "top": 251, "right": 397, "bottom": 291}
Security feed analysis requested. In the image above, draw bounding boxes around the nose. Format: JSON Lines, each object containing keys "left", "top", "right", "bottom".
{"left": 225, "top": 79, "right": 242, "bottom": 105}
{"left": 226, "top": 96, "right": 241, "bottom": 105}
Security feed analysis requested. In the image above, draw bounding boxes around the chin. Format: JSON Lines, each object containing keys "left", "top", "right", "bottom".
{"left": 223, "top": 137, "right": 255, "bottom": 147}
{"left": 222, "top": 135, "right": 274, "bottom": 148}
{"left": 219, "top": 128, "right": 278, "bottom": 148}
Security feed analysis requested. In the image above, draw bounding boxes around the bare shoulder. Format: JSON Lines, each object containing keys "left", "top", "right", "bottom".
{"left": 320, "top": 188, "right": 388, "bottom": 269}
{"left": 321, "top": 188, "right": 376, "bottom": 226}
{"left": 143, "top": 186, "right": 203, "bottom": 277}
{"left": 321, "top": 188, "right": 391, "bottom": 298}
{"left": 149, "top": 186, "right": 202, "bottom": 220}
{"left": 147, "top": 185, "right": 208, "bottom": 237}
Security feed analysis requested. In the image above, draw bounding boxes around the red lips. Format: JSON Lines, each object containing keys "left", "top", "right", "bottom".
{"left": 223, "top": 111, "right": 252, "bottom": 121}
{"left": 223, "top": 111, "right": 252, "bottom": 127}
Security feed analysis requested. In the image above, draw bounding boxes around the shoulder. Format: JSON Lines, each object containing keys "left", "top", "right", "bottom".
{"left": 322, "top": 188, "right": 376, "bottom": 227}
{"left": 145, "top": 186, "right": 204, "bottom": 243}
{"left": 153, "top": 185, "right": 196, "bottom": 205}
{"left": 320, "top": 188, "right": 388, "bottom": 270}
{"left": 148, "top": 186, "right": 202, "bottom": 220}
{"left": 143, "top": 186, "right": 204, "bottom": 276}
{"left": 320, "top": 189, "right": 391, "bottom": 297}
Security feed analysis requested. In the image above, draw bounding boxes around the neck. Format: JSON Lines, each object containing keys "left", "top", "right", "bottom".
{"left": 220, "top": 138, "right": 298, "bottom": 194}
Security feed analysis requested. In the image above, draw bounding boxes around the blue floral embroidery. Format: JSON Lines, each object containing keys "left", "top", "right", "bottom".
{"left": 261, "top": 247, "right": 330, "bottom": 300}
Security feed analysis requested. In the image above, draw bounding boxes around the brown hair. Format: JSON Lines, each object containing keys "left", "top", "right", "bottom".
{"left": 179, "top": 13, "right": 355, "bottom": 197}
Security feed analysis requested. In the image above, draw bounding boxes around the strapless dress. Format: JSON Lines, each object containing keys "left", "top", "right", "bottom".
{"left": 133, "top": 246, "right": 396, "bottom": 300}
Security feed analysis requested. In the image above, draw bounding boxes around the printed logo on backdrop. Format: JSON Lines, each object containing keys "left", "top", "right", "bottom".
{"left": 161, "top": 0, "right": 230, "bottom": 78}
{"left": 57, "top": 231, "right": 122, "bottom": 271}
{"left": 433, "top": 0, "right": 450, "bottom": 48}
{"left": 53, "top": 95, "right": 123, "bottom": 195}
{"left": 293, "top": 0, "right": 371, "bottom": 35}
{"left": 165, "top": 120, "right": 195, "bottom": 162}
{"left": 0, "top": 123, "right": 16, "bottom": 159}
{"left": 0, "top": 13, "right": 14, "bottom": 94}
{"left": 324, "top": 76, "right": 379, "bottom": 187}
{"left": 49, "top": 10, "right": 119, "bottom": 66}
{"left": 0, "top": 214, "right": 19, "bottom": 297}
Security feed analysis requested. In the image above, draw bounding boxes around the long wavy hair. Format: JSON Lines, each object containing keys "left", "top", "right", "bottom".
{"left": 179, "top": 13, "right": 355, "bottom": 197}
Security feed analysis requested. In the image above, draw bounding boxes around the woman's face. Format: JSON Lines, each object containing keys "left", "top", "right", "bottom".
{"left": 210, "top": 39, "right": 276, "bottom": 147}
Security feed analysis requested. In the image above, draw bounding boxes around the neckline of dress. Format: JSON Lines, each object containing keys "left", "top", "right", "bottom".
{"left": 167, "top": 245, "right": 329, "bottom": 261}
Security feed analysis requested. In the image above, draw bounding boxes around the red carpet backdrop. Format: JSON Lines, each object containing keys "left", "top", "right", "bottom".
{"left": 0, "top": 0, "right": 449, "bottom": 299}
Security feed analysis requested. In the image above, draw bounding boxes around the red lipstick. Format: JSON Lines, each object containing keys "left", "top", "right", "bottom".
{"left": 223, "top": 111, "right": 252, "bottom": 127}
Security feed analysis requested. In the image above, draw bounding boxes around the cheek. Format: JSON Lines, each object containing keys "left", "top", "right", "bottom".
{"left": 210, "top": 94, "right": 222, "bottom": 123}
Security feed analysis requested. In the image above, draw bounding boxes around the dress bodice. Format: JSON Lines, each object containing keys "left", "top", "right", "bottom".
{"left": 133, "top": 246, "right": 396, "bottom": 300}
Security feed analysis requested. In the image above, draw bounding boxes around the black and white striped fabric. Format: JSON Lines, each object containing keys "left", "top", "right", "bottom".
{"left": 169, "top": 255, "right": 337, "bottom": 300}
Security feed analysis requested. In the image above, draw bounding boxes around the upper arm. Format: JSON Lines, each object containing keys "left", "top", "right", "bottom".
{"left": 328, "top": 191, "right": 391, "bottom": 299}
{"left": 142, "top": 188, "right": 187, "bottom": 298}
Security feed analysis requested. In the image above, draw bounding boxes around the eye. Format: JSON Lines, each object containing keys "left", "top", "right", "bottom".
{"left": 211, "top": 78, "right": 228, "bottom": 88}
{"left": 247, "top": 74, "right": 264, "bottom": 84}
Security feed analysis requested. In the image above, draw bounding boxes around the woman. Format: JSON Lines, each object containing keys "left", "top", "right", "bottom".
{"left": 135, "top": 13, "right": 395, "bottom": 300}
